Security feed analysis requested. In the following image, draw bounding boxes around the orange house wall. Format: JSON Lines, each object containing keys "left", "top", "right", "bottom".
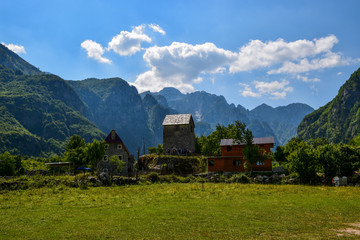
{"left": 208, "top": 143, "right": 273, "bottom": 172}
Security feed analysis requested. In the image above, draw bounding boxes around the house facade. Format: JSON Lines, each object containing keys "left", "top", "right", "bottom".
{"left": 208, "top": 137, "right": 274, "bottom": 172}
{"left": 162, "top": 114, "right": 195, "bottom": 154}
{"left": 98, "top": 130, "right": 134, "bottom": 176}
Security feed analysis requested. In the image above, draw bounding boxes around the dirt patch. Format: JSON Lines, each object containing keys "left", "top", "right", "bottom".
{"left": 336, "top": 223, "right": 360, "bottom": 237}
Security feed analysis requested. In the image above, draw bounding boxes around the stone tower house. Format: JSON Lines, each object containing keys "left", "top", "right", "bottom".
{"left": 162, "top": 114, "right": 195, "bottom": 153}
{"left": 99, "top": 130, "right": 134, "bottom": 176}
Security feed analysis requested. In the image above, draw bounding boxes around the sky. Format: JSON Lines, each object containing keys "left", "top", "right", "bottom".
{"left": 1, "top": 0, "right": 360, "bottom": 110}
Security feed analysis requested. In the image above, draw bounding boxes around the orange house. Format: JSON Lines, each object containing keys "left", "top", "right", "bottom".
{"left": 208, "top": 137, "right": 274, "bottom": 172}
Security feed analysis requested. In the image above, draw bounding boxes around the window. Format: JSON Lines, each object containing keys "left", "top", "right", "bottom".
{"left": 208, "top": 160, "right": 214, "bottom": 167}
{"left": 117, "top": 144, "right": 122, "bottom": 150}
{"left": 233, "top": 160, "right": 241, "bottom": 166}
{"left": 118, "top": 155, "right": 123, "bottom": 161}
{"left": 104, "top": 155, "right": 108, "bottom": 161}
{"left": 256, "top": 161, "right": 265, "bottom": 165}
{"left": 227, "top": 146, "right": 232, "bottom": 152}
{"left": 104, "top": 144, "right": 109, "bottom": 150}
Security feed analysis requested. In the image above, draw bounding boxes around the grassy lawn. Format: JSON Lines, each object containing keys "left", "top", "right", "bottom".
{"left": 1, "top": 183, "right": 360, "bottom": 239}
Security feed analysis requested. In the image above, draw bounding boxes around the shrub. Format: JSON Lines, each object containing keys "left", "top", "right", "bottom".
{"left": 147, "top": 172, "right": 160, "bottom": 183}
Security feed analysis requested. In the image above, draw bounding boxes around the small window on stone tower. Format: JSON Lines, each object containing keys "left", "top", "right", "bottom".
{"left": 104, "top": 144, "right": 109, "bottom": 149}
{"left": 104, "top": 155, "right": 108, "bottom": 161}
{"left": 117, "top": 144, "right": 122, "bottom": 150}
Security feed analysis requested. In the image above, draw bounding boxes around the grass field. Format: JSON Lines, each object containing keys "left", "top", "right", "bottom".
{"left": 1, "top": 183, "right": 360, "bottom": 239}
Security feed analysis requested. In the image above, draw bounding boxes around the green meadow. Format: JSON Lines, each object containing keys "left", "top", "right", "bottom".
{"left": 1, "top": 183, "right": 360, "bottom": 239}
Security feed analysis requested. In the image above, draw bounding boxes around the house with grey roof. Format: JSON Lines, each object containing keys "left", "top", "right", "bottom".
{"left": 162, "top": 114, "right": 195, "bottom": 154}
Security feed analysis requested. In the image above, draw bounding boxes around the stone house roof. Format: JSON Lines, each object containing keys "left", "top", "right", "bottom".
{"left": 162, "top": 114, "right": 194, "bottom": 126}
{"left": 220, "top": 137, "right": 275, "bottom": 146}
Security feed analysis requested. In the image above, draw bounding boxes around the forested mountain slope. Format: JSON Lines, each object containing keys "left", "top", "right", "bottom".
{"left": 298, "top": 67, "right": 360, "bottom": 143}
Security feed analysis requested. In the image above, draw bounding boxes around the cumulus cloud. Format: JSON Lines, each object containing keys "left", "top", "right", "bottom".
{"left": 81, "top": 40, "right": 112, "bottom": 64}
{"left": 231, "top": 35, "right": 340, "bottom": 73}
{"left": 239, "top": 80, "right": 293, "bottom": 99}
{"left": 133, "top": 42, "right": 237, "bottom": 92}
{"left": 149, "top": 24, "right": 166, "bottom": 35}
{"left": 268, "top": 51, "right": 348, "bottom": 74}
{"left": 296, "top": 75, "right": 320, "bottom": 82}
{"left": 134, "top": 34, "right": 350, "bottom": 94}
{"left": 107, "top": 25, "right": 152, "bottom": 56}
{"left": 1, "top": 42, "right": 26, "bottom": 54}
{"left": 239, "top": 83, "right": 260, "bottom": 98}
{"left": 81, "top": 24, "right": 166, "bottom": 63}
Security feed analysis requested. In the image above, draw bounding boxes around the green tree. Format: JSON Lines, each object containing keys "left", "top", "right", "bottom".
{"left": 196, "top": 121, "right": 251, "bottom": 156}
{"left": 315, "top": 143, "right": 339, "bottom": 184}
{"left": 64, "top": 135, "right": 86, "bottom": 169}
{"left": 242, "top": 129, "right": 267, "bottom": 174}
{"left": 0, "top": 152, "right": 16, "bottom": 176}
{"left": 287, "top": 141, "right": 319, "bottom": 184}
{"left": 336, "top": 144, "right": 360, "bottom": 176}
{"left": 109, "top": 155, "right": 125, "bottom": 175}
{"left": 85, "top": 139, "right": 105, "bottom": 170}
{"left": 274, "top": 145, "right": 288, "bottom": 166}
{"left": 148, "top": 144, "right": 163, "bottom": 155}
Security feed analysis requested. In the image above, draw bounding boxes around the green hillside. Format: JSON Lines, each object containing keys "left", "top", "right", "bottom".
{"left": 0, "top": 66, "right": 105, "bottom": 156}
{"left": 298, "top": 67, "right": 360, "bottom": 143}
{"left": 0, "top": 44, "right": 42, "bottom": 75}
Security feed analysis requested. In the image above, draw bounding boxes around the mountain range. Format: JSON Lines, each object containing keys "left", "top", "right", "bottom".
{"left": 0, "top": 44, "right": 316, "bottom": 156}
{"left": 298, "top": 67, "right": 360, "bottom": 143}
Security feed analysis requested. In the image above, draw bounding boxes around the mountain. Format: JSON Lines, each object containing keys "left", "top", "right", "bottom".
{"left": 0, "top": 65, "right": 105, "bottom": 156}
{"left": 298, "top": 67, "right": 360, "bottom": 143}
{"left": 250, "top": 103, "right": 314, "bottom": 144}
{"left": 0, "top": 46, "right": 315, "bottom": 156}
{"left": 142, "top": 94, "right": 177, "bottom": 144}
{"left": 68, "top": 78, "right": 153, "bottom": 154}
{"left": 0, "top": 44, "right": 42, "bottom": 75}
{"left": 145, "top": 87, "right": 312, "bottom": 146}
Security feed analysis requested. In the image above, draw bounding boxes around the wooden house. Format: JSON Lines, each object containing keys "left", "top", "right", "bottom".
{"left": 208, "top": 137, "right": 274, "bottom": 172}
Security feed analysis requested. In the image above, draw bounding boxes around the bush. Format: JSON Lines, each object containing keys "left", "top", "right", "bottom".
{"left": 147, "top": 172, "right": 160, "bottom": 183}
{"left": 227, "top": 174, "right": 251, "bottom": 183}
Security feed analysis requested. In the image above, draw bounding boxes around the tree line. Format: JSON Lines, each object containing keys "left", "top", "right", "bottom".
{"left": 0, "top": 135, "right": 124, "bottom": 176}
{"left": 274, "top": 137, "right": 360, "bottom": 184}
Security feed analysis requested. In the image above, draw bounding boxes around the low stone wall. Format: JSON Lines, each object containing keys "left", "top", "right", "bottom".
{"left": 139, "top": 155, "right": 206, "bottom": 175}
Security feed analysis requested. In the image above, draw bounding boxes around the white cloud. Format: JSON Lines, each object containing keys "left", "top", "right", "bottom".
{"left": 82, "top": 24, "right": 165, "bottom": 62}
{"left": 230, "top": 35, "right": 339, "bottom": 73}
{"left": 239, "top": 80, "right": 293, "bottom": 99}
{"left": 133, "top": 42, "right": 237, "bottom": 92}
{"left": 296, "top": 75, "right": 320, "bottom": 82}
{"left": 337, "top": 72, "right": 343, "bottom": 75}
{"left": 81, "top": 40, "right": 112, "bottom": 64}
{"left": 107, "top": 25, "right": 152, "bottom": 56}
{"left": 239, "top": 83, "right": 260, "bottom": 98}
{"left": 1, "top": 42, "right": 26, "bottom": 54}
{"left": 268, "top": 51, "right": 348, "bottom": 74}
{"left": 149, "top": 24, "right": 166, "bottom": 35}
{"left": 134, "top": 34, "right": 350, "bottom": 94}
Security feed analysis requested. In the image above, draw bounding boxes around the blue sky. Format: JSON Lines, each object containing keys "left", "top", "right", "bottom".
{"left": 1, "top": 0, "right": 360, "bottom": 110}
